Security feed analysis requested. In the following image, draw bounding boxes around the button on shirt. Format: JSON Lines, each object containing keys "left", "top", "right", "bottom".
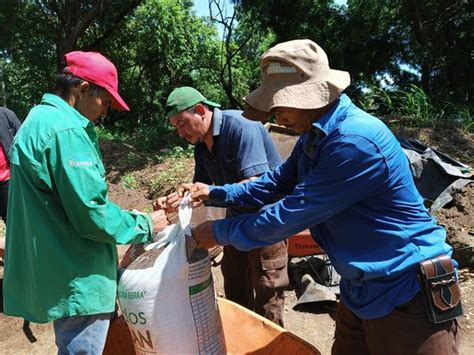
{"left": 194, "top": 108, "right": 282, "bottom": 217}
{"left": 208, "top": 94, "right": 451, "bottom": 319}
{"left": 4, "top": 94, "right": 154, "bottom": 323}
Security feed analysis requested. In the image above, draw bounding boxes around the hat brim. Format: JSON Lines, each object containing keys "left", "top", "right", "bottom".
{"left": 244, "top": 69, "right": 350, "bottom": 114}
{"left": 242, "top": 105, "right": 271, "bottom": 121}
{"left": 106, "top": 87, "right": 130, "bottom": 111}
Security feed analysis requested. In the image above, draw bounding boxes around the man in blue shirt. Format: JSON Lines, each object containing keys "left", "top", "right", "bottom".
{"left": 159, "top": 87, "right": 288, "bottom": 326}
{"left": 182, "top": 41, "right": 460, "bottom": 354}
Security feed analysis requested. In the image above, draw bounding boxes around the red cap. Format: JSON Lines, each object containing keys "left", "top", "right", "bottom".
{"left": 64, "top": 51, "right": 130, "bottom": 111}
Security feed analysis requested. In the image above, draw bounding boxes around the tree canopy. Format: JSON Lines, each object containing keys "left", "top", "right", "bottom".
{"left": 237, "top": 0, "right": 473, "bottom": 104}
{"left": 0, "top": 0, "right": 471, "bottom": 129}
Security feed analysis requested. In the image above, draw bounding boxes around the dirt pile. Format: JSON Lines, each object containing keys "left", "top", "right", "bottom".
{"left": 388, "top": 126, "right": 473, "bottom": 268}
{"left": 435, "top": 184, "right": 474, "bottom": 267}
{"left": 108, "top": 183, "right": 152, "bottom": 212}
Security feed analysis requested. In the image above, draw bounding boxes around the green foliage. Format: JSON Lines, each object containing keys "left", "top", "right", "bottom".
{"left": 101, "top": 0, "right": 222, "bottom": 128}
{"left": 123, "top": 124, "right": 176, "bottom": 152}
{"left": 1, "top": 0, "right": 471, "bottom": 134}
{"left": 237, "top": 0, "right": 473, "bottom": 105}
{"left": 96, "top": 126, "right": 122, "bottom": 141}
{"left": 121, "top": 173, "right": 139, "bottom": 190}
{"left": 0, "top": 1, "right": 141, "bottom": 119}
{"left": 396, "top": 0, "right": 473, "bottom": 103}
{"left": 148, "top": 146, "right": 194, "bottom": 198}
{"left": 156, "top": 145, "right": 194, "bottom": 162}
{"left": 361, "top": 85, "right": 474, "bottom": 130}
{"left": 444, "top": 103, "right": 474, "bottom": 133}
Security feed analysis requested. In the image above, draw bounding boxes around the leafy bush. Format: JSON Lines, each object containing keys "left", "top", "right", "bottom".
{"left": 96, "top": 126, "right": 123, "bottom": 141}
{"left": 360, "top": 85, "right": 473, "bottom": 131}
{"left": 148, "top": 152, "right": 194, "bottom": 199}
{"left": 121, "top": 174, "right": 138, "bottom": 190}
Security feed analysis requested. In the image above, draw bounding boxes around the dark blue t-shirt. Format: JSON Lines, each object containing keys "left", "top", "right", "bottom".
{"left": 194, "top": 108, "right": 282, "bottom": 216}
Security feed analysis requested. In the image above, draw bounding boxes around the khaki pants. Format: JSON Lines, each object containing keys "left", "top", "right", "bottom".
{"left": 332, "top": 292, "right": 460, "bottom": 355}
{"left": 221, "top": 241, "right": 289, "bottom": 327}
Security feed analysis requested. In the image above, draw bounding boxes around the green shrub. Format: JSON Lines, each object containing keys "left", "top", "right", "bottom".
{"left": 148, "top": 157, "right": 194, "bottom": 199}
{"left": 141, "top": 143, "right": 195, "bottom": 198}
{"left": 360, "top": 85, "right": 473, "bottom": 131}
{"left": 121, "top": 173, "right": 138, "bottom": 190}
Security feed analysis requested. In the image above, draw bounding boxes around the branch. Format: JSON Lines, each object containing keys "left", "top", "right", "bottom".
{"left": 64, "top": 0, "right": 81, "bottom": 37}
{"left": 86, "top": 0, "right": 141, "bottom": 49}
{"left": 64, "top": 0, "right": 104, "bottom": 54}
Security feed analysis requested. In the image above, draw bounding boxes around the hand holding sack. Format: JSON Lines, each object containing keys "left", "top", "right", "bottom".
{"left": 118, "top": 196, "right": 226, "bottom": 354}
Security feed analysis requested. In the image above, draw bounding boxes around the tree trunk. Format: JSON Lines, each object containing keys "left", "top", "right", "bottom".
{"left": 406, "top": 0, "right": 432, "bottom": 96}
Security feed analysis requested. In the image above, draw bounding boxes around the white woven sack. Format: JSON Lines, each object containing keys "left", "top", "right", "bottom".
{"left": 118, "top": 196, "right": 226, "bottom": 354}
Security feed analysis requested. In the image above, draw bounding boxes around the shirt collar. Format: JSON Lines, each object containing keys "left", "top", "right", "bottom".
{"left": 41, "top": 93, "right": 92, "bottom": 129}
{"left": 211, "top": 108, "right": 223, "bottom": 137}
{"left": 302, "top": 94, "right": 352, "bottom": 157}
{"left": 312, "top": 94, "right": 352, "bottom": 136}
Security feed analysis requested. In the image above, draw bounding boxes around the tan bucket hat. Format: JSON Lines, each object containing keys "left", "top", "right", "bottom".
{"left": 243, "top": 39, "right": 350, "bottom": 120}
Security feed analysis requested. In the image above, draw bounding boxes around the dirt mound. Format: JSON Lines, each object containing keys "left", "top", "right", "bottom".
{"left": 107, "top": 183, "right": 153, "bottom": 212}
{"left": 100, "top": 139, "right": 194, "bottom": 200}
{"left": 389, "top": 126, "right": 474, "bottom": 167}
{"left": 99, "top": 139, "right": 156, "bottom": 184}
{"left": 435, "top": 183, "right": 474, "bottom": 268}
{"left": 390, "top": 126, "right": 473, "bottom": 268}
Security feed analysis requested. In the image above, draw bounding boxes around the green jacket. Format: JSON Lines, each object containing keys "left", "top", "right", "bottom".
{"left": 3, "top": 94, "right": 153, "bottom": 323}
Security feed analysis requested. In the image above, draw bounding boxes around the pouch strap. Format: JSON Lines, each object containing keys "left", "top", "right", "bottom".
{"left": 419, "top": 255, "right": 461, "bottom": 311}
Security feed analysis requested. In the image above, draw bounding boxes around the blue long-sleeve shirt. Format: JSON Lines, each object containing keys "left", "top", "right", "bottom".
{"left": 208, "top": 94, "right": 451, "bottom": 319}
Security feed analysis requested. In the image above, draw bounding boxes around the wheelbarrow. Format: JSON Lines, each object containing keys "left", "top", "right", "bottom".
{"left": 103, "top": 297, "right": 320, "bottom": 354}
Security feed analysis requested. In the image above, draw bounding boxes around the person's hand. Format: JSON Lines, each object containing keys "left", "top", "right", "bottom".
{"left": 148, "top": 209, "right": 170, "bottom": 232}
{"left": 153, "top": 196, "right": 167, "bottom": 211}
{"left": 164, "top": 192, "right": 182, "bottom": 212}
{"left": 192, "top": 221, "right": 218, "bottom": 249}
{"left": 153, "top": 193, "right": 181, "bottom": 214}
{"left": 178, "top": 182, "right": 210, "bottom": 203}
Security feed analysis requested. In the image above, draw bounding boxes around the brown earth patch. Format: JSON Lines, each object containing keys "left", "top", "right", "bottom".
{"left": 389, "top": 126, "right": 474, "bottom": 167}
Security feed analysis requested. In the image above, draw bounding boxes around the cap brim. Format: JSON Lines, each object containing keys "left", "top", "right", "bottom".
{"left": 202, "top": 99, "right": 221, "bottom": 108}
{"left": 242, "top": 104, "right": 271, "bottom": 121}
{"left": 106, "top": 88, "right": 130, "bottom": 111}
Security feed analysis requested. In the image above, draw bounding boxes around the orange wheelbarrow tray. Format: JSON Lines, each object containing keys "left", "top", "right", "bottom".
{"left": 104, "top": 297, "right": 320, "bottom": 354}
{"left": 288, "top": 230, "right": 324, "bottom": 258}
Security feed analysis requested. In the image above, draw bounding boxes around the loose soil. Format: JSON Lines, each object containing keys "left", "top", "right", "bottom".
{"left": 0, "top": 126, "right": 472, "bottom": 354}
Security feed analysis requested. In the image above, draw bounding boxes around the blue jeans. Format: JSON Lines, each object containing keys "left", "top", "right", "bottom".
{"left": 54, "top": 313, "right": 112, "bottom": 355}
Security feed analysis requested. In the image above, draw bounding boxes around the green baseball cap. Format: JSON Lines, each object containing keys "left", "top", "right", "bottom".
{"left": 166, "top": 86, "right": 221, "bottom": 118}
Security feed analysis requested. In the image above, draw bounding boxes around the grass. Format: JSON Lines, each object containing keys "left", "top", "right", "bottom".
{"left": 359, "top": 85, "right": 473, "bottom": 131}
{"left": 148, "top": 159, "right": 194, "bottom": 199}
{"left": 97, "top": 122, "right": 195, "bottom": 198}
{"left": 148, "top": 146, "right": 194, "bottom": 199}
{"left": 121, "top": 173, "right": 138, "bottom": 190}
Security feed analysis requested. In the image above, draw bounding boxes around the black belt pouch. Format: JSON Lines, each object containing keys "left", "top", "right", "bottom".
{"left": 418, "top": 254, "right": 463, "bottom": 323}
